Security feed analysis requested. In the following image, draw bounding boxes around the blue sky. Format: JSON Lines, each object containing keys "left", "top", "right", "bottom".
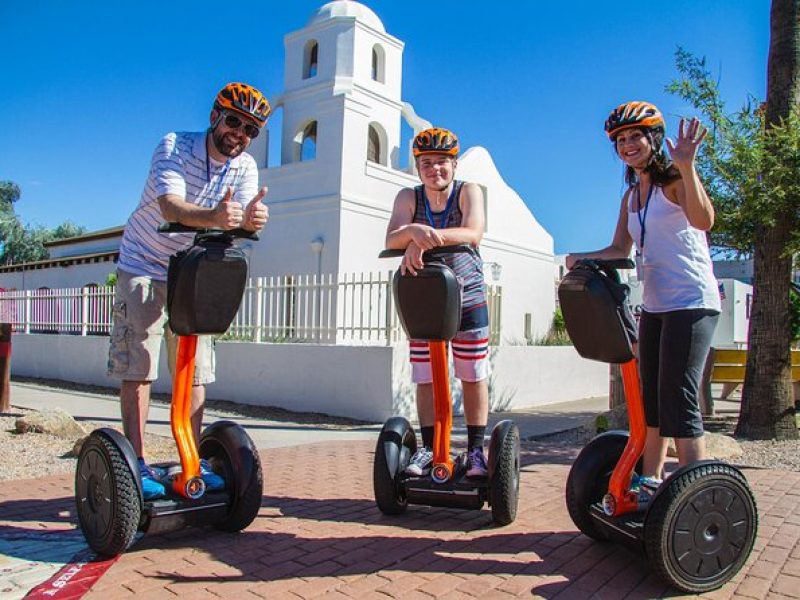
{"left": 1, "top": 1, "right": 769, "bottom": 255}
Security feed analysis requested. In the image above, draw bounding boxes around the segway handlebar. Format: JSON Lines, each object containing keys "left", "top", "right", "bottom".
{"left": 378, "top": 244, "right": 472, "bottom": 259}
{"left": 572, "top": 258, "right": 635, "bottom": 271}
{"left": 572, "top": 258, "right": 634, "bottom": 285}
{"left": 158, "top": 222, "right": 259, "bottom": 241}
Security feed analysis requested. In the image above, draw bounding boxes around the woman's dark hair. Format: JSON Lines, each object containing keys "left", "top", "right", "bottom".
{"left": 617, "top": 126, "right": 681, "bottom": 187}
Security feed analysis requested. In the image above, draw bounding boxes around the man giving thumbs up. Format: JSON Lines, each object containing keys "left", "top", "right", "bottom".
{"left": 109, "top": 82, "right": 271, "bottom": 500}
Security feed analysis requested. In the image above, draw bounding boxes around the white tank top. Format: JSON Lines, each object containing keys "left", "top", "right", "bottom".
{"left": 627, "top": 185, "right": 721, "bottom": 313}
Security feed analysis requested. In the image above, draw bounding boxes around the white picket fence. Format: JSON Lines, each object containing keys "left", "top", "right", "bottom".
{"left": 0, "top": 272, "right": 502, "bottom": 346}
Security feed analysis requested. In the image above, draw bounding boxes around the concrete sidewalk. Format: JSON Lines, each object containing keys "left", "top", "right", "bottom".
{"left": 8, "top": 380, "right": 609, "bottom": 449}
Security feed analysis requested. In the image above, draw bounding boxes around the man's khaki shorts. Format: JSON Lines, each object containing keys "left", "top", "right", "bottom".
{"left": 107, "top": 270, "right": 215, "bottom": 385}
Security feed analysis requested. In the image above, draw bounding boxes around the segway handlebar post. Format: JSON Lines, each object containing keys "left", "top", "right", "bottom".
{"left": 570, "top": 258, "right": 645, "bottom": 516}
{"left": 170, "top": 334, "right": 205, "bottom": 499}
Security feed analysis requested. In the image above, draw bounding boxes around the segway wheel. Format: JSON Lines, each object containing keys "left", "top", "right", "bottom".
{"left": 200, "top": 421, "right": 264, "bottom": 532}
{"left": 489, "top": 421, "right": 520, "bottom": 525}
{"left": 75, "top": 433, "right": 141, "bottom": 557}
{"left": 373, "top": 417, "right": 416, "bottom": 515}
{"left": 644, "top": 462, "right": 757, "bottom": 593}
{"left": 566, "top": 432, "right": 634, "bottom": 541}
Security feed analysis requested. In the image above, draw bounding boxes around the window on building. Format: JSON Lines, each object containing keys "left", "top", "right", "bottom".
{"left": 304, "top": 41, "right": 318, "bottom": 79}
{"left": 300, "top": 121, "right": 317, "bottom": 161}
{"left": 371, "top": 44, "right": 385, "bottom": 82}
{"left": 367, "top": 124, "right": 382, "bottom": 164}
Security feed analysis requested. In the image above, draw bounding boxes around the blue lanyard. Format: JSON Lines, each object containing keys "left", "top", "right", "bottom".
{"left": 636, "top": 183, "right": 655, "bottom": 250}
{"left": 423, "top": 184, "right": 457, "bottom": 229}
{"left": 206, "top": 152, "right": 231, "bottom": 200}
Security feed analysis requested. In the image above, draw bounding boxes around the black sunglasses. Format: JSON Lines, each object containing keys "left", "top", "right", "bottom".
{"left": 220, "top": 112, "right": 260, "bottom": 139}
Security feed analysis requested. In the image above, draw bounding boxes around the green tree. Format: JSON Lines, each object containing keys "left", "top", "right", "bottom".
{"left": 0, "top": 180, "right": 87, "bottom": 265}
{"left": 667, "top": 0, "right": 800, "bottom": 439}
{"left": 0, "top": 181, "right": 21, "bottom": 208}
{"left": 0, "top": 180, "right": 24, "bottom": 263}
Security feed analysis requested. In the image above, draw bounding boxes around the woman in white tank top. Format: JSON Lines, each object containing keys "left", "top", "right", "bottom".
{"left": 566, "top": 101, "right": 720, "bottom": 494}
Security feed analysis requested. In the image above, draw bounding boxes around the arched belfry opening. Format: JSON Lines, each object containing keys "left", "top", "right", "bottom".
{"left": 303, "top": 40, "right": 318, "bottom": 79}
{"left": 367, "top": 122, "right": 387, "bottom": 165}
{"left": 371, "top": 44, "right": 385, "bottom": 83}
{"left": 294, "top": 120, "right": 317, "bottom": 162}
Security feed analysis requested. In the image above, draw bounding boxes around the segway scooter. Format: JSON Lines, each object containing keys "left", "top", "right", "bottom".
{"left": 559, "top": 259, "right": 757, "bottom": 593}
{"left": 75, "top": 224, "right": 263, "bottom": 557}
{"left": 373, "top": 245, "right": 520, "bottom": 525}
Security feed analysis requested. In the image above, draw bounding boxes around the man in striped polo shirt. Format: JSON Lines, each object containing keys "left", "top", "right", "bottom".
{"left": 385, "top": 127, "right": 491, "bottom": 479}
{"left": 108, "top": 82, "right": 271, "bottom": 500}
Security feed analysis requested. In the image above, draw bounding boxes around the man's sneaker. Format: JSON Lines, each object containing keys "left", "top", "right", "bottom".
{"left": 200, "top": 459, "right": 225, "bottom": 491}
{"left": 405, "top": 447, "right": 433, "bottom": 476}
{"left": 465, "top": 447, "right": 488, "bottom": 478}
{"left": 632, "top": 475, "right": 663, "bottom": 506}
{"left": 138, "top": 458, "right": 166, "bottom": 500}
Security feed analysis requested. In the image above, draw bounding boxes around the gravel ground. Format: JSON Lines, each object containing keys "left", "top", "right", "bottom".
{"left": 534, "top": 414, "right": 800, "bottom": 472}
{"left": 0, "top": 409, "right": 177, "bottom": 481}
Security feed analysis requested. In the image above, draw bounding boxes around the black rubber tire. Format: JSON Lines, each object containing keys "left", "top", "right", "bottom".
{"left": 566, "top": 432, "right": 633, "bottom": 541}
{"left": 644, "top": 462, "right": 758, "bottom": 593}
{"left": 200, "top": 423, "right": 263, "bottom": 533}
{"left": 75, "top": 433, "right": 142, "bottom": 557}
{"left": 373, "top": 417, "right": 416, "bottom": 515}
{"left": 489, "top": 423, "right": 520, "bottom": 526}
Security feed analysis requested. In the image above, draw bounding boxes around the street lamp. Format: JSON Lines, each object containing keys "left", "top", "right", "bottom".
{"left": 485, "top": 261, "right": 502, "bottom": 283}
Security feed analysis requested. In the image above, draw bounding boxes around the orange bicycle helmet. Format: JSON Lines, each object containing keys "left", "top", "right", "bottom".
{"left": 214, "top": 82, "right": 271, "bottom": 126}
{"left": 412, "top": 127, "right": 459, "bottom": 157}
{"left": 604, "top": 101, "right": 665, "bottom": 139}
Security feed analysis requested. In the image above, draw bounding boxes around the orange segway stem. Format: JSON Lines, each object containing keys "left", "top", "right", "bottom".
{"left": 605, "top": 358, "right": 647, "bottom": 515}
{"left": 170, "top": 335, "right": 204, "bottom": 499}
{"left": 429, "top": 340, "right": 454, "bottom": 482}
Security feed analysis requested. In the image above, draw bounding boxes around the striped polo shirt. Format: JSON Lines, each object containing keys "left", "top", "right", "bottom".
{"left": 117, "top": 131, "right": 259, "bottom": 280}
{"left": 412, "top": 181, "right": 488, "bottom": 330}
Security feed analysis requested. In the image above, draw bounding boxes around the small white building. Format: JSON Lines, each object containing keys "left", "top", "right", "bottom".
{"left": 1, "top": 1, "right": 555, "bottom": 343}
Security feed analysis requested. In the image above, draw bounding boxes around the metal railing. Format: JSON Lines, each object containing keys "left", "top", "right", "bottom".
{"left": 0, "top": 273, "right": 502, "bottom": 346}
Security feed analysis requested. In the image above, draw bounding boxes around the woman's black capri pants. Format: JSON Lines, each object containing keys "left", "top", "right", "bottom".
{"left": 638, "top": 308, "right": 719, "bottom": 438}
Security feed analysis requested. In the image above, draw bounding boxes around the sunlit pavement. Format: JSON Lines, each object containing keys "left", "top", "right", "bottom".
{"left": 1, "top": 440, "right": 799, "bottom": 599}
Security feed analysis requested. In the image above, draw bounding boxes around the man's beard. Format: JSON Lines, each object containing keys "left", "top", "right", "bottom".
{"left": 211, "top": 128, "right": 245, "bottom": 158}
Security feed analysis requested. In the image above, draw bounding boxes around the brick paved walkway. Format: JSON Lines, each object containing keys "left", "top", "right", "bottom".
{"left": 1, "top": 440, "right": 799, "bottom": 599}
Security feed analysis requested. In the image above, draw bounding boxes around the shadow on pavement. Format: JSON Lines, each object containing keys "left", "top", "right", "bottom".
{"left": 0, "top": 492, "right": 670, "bottom": 598}
{"left": 132, "top": 528, "right": 666, "bottom": 598}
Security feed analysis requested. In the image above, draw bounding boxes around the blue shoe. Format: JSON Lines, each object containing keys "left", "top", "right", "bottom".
{"left": 200, "top": 459, "right": 225, "bottom": 491}
{"left": 138, "top": 458, "right": 166, "bottom": 500}
{"left": 631, "top": 474, "right": 662, "bottom": 505}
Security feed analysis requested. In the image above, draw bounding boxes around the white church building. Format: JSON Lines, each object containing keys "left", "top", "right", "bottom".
{"left": 0, "top": 2, "right": 610, "bottom": 420}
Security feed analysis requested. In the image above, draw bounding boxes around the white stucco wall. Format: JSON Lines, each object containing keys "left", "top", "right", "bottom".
{"left": 712, "top": 279, "right": 752, "bottom": 349}
{"left": 9, "top": 335, "right": 608, "bottom": 422}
